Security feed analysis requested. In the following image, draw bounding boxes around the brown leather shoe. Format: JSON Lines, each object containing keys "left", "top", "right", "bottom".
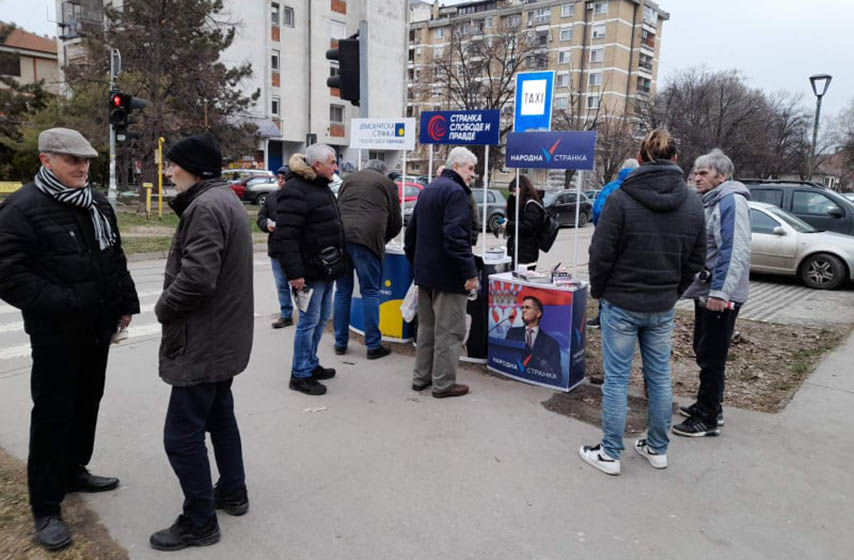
{"left": 432, "top": 384, "right": 469, "bottom": 398}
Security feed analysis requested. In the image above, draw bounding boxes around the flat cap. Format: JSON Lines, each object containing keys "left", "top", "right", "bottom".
{"left": 38, "top": 128, "right": 98, "bottom": 158}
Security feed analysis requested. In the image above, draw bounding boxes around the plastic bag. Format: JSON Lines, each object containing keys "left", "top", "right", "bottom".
{"left": 401, "top": 282, "right": 418, "bottom": 323}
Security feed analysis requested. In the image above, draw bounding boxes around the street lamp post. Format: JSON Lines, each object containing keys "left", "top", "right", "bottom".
{"left": 808, "top": 73, "right": 832, "bottom": 182}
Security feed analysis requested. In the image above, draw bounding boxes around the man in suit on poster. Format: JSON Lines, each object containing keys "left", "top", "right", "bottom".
{"left": 505, "top": 296, "right": 562, "bottom": 378}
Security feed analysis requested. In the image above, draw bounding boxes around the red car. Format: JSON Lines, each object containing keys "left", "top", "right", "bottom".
{"left": 229, "top": 174, "right": 275, "bottom": 200}
{"left": 394, "top": 181, "right": 424, "bottom": 204}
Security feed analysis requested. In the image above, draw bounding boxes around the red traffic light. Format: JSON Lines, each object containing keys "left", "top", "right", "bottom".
{"left": 111, "top": 94, "right": 123, "bottom": 107}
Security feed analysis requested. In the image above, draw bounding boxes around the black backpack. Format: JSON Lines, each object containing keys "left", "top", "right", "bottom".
{"left": 526, "top": 199, "right": 560, "bottom": 252}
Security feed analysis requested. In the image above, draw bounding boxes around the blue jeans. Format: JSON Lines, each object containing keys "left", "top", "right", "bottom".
{"left": 333, "top": 243, "right": 383, "bottom": 350}
{"left": 270, "top": 258, "right": 293, "bottom": 320}
{"left": 292, "top": 280, "right": 334, "bottom": 378}
{"left": 599, "top": 300, "right": 675, "bottom": 459}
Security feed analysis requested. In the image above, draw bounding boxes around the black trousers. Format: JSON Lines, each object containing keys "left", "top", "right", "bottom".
{"left": 28, "top": 340, "right": 110, "bottom": 517}
{"left": 693, "top": 301, "right": 740, "bottom": 423}
{"left": 164, "top": 379, "right": 246, "bottom": 527}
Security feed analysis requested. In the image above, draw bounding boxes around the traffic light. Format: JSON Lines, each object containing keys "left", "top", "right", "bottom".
{"left": 326, "top": 34, "right": 360, "bottom": 106}
{"left": 109, "top": 91, "right": 130, "bottom": 129}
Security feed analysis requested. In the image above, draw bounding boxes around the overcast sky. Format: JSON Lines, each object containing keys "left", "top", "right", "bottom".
{"left": 4, "top": 0, "right": 851, "bottom": 116}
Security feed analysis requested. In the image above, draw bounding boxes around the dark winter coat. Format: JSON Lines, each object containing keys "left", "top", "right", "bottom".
{"left": 0, "top": 183, "right": 139, "bottom": 344}
{"left": 270, "top": 154, "right": 347, "bottom": 281}
{"left": 337, "top": 168, "right": 401, "bottom": 259}
{"left": 404, "top": 169, "right": 477, "bottom": 294}
{"left": 256, "top": 187, "right": 281, "bottom": 257}
{"left": 155, "top": 180, "right": 254, "bottom": 387}
{"left": 507, "top": 198, "right": 546, "bottom": 265}
{"left": 588, "top": 160, "right": 706, "bottom": 313}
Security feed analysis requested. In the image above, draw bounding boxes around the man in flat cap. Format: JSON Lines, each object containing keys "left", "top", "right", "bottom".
{"left": 149, "top": 134, "right": 253, "bottom": 551}
{"left": 0, "top": 127, "right": 140, "bottom": 550}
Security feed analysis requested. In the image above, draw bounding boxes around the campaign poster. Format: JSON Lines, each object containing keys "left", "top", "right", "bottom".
{"left": 487, "top": 277, "right": 585, "bottom": 391}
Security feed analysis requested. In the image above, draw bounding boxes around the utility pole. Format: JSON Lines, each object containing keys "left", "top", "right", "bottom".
{"left": 108, "top": 48, "right": 121, "bottom": 208}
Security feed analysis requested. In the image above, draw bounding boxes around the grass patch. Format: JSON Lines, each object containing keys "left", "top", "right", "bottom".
{"left": 116, "top": 210, "right": 180, "bottom": 229}
{"left": 121, "top": 237, "right": 173, "bottom": 255}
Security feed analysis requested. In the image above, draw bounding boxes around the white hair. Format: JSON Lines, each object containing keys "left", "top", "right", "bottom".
{"left": 304, "top": 143, "right": 336, "bottom": 166}
{"left": 694, "top": 149, "right": 734, "bottom": 179}
{"left": 445, "top": 146, "right": 477, "bottom": 170}
{"left": 364, "top": 159, "right": 388, "bottom": 173}
{"left": 621, "top": 158, "right": 639, "bottom": 170}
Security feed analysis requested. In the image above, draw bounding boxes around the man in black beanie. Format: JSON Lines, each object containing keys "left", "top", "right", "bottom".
{"left": 149, "top": 134, "right": 254, "bottom": 551}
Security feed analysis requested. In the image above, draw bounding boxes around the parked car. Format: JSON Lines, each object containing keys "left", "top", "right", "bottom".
{"left": 223, "top": 169, "right": 274, "bottom": 184}
{"left": 394, "top": 181, "right": 424, "bottom": 204}
{"left": 743, "top": 180, "right": 854, "bottom": 236}
{"left": 748, "top": 201, "right": 854, "bottom": 289}
{"left": 244, "top": 178, "right": 279, "bottom": 206}
{"left": 472, "top": 188, "right": 507, "bottom": 232}
{"left": 229, "top": 173, "right": 275, "bottom": 200}
{"left": 584, "top": 189, "right": 601, "bottom": 202}
{"left": 842, "top": 192, "right": 854, "bottom": 203}
{"left": 542, "top": 190, "right": 592, "bottom": 227}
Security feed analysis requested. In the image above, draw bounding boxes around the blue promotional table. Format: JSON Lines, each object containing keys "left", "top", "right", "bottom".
{"left": 349, "top": 245, "right": 415, "bottom": 343}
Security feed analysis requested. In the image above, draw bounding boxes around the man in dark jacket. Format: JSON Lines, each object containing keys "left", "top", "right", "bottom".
{"left": 0, "top": 128, "right": 139, "bottom": 551}
{"left": 333, "top": 159, "right": 402, "bottom": 359}
{"left": 257, "top": 166, "right": 293, "bottom": 329}
{"left": 270, "top": 144, "right": 344, "bottom": 396}
{"left": 149, "top": 135, "right": 254, "bottom": 551}
{"left": 505, "top": 296, "right": 562, "bottom": 379}
{"left": 580, "top": 130, "right": 705, "bottom": 477}
{"left": 404, "top": 147, "right": 478, "bottom": 398}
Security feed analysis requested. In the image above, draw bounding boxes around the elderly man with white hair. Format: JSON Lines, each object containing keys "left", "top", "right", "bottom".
{"left": 271, "top": 143, "right": 346, "bottom": 396}
{"left": 404, "top": 147, "right": 479, "bottom": 398}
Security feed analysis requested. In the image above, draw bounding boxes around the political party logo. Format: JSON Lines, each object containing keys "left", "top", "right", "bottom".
{"left": 542, "top": 139, "right": 561, "bottom": 162}
{"left": 395, "top": 123, "right": 405, "bottom": 137}
{"left": 427, "top": 114, "right": 448, "bottom": 141}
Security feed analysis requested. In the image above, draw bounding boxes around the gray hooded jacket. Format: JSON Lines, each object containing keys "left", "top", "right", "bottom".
{"left": 683, "top": 180, "right": 752, "bottom": 303}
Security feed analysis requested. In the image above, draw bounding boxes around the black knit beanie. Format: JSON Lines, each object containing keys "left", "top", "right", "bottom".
{"left": 166, "top": 134, "right": 223, "bottom": 179}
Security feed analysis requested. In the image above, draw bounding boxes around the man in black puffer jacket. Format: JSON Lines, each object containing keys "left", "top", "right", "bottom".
{"left": 580, "top": 129, "right": 705, "bottom": 477}
{"left": 0, "top": 128, "right": 139, "bottom": 551}
{"left": 270, "top": 144, "right": 345, "bottom": 396}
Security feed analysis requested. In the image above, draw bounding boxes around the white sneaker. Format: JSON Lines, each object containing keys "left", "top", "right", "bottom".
{"left": 633, "top": 438, "right": 668, "bottom": 469}
{"left": 578, "top": 444, "right": 621, "bottom": 476}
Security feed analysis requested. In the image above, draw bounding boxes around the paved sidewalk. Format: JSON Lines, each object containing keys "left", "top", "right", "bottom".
{"left": 1, "top": 302, "right": 852, "bottom": 559}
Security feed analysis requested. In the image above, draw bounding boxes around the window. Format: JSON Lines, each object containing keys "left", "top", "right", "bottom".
{"left": 751, "top": 189, "right": 783, "bottom": 207}
{"left": 637, "top": 76, "right": 651, "bottom": 93}
{"left": 534, "top": 7, "right": 550, "bottom": 24}
{"left": 561, "top": 3, "right": 575, "bottom": 17}
{"left": 433, "top": 46, "right": 444, "bottom": 58}
{"left": 639, "top": 53, "right": 653, "bottom": 71}
{"left": 554, "top": 96, "right": 569, "bottom": 109}
{"left": 592, "top": 24, "right": 606, "bottom": 39}
{"left": 750, "top": 210, "right": 781, "bottom": 235}
{"left": 486, "top": 16, "right": 494, "bottom": 28}
{"left": 643, "top": 5, "right": 657, "bottom": 24}
{"left": 587, "top": 95, "right": 600, "bottom": 109}
{"left": 558, "top": 50, "right": 571, "bottom": 64}
{"left": 434, "top": 27, "right": 444, "bottom": 38}
{"left": 329, "top": 104, "right": 344, "bottom": 123}
{"left": 594, "top": 1, "right": 608, "bottom": 15}
{"left": 589, "top": 48, "right": 604, "bottom": 63}
{"left": 792, "top": 191, "right": 842, "bottom": 216}
{"left": 283, "top": 6, "right": 294, "bottom": 27}
{"left": 271, "top": 3, "right": 280, "bottom": 25}
{"left": 271, "top": 96, "right": 280, "bottom": 116}
{"left": 588, "top": 72, "right": 602, "bottom": 86}
{"left": 557, "top": 72, "right": 570, "bottom": 87}
{"left": 641, "top": 29, "right": 655, "bottom": 48}
{"left": 330, "top": 20, "right": 346, "bottom": 40}
{"left": 271, "top": 49, "right": 280, "bottom": 70}
{"left": 507, "top": 14, "right": 521, "bottom": 27}
{"left": 0, "top": 55, "right": 20, "bottom": 77}
{"left": 559, "top": 27, "right": 573, "bottom": 41}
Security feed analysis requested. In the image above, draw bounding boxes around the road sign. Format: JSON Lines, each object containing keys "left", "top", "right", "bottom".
{"left": 514, "top": 71, "right": 555, "bottom": 132}
{"left": 419, "top": 110, "right": 500, "bottom": 145}
{"left": 505, "top": 131, "right": 597, "bottom": 170}
{"left": 350, "top": 118, "right": 416, "bottom": 151}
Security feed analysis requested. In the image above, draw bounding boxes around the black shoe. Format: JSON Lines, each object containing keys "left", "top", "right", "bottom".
{"left": 214, "top": 484, "right": 249, "bottom": 516}
{"left": 311, "top": 365, "right": 336, "bottom": 380}
{"left": 289, "top": 376, "right": 327, "bottom": 395}
{"left": 367, "top": 345, "right": 392, "bottom": 360}
{"left": 68, "top": 468, "right": 119, "bottom": 493}
{"left": 672, "top": 416, "right": 721, "bottom": 437}
{"left": 678, "top": 403, "right": 724, "bottom": 426}
{"left": 412, "top": 380, "right": 432, "bottom": 391}
{"left": 271, "top": 317, "right": 294, "bottom": 329}
{"left": 587, "top": 316, "right": 600, "bottom": 329}
{"left": 432, "top": 383, "right": 470, "bottom": 398}
{"left": 334, "top": 345, "right": 347, "bottom": 355}
{"left": 34, "top": 515, "right": 72, "bottom": 551}
{"left": 149, "top": 514, "right": 221, "bottom": 551}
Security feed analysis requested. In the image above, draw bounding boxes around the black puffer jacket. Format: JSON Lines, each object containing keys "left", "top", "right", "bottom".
{"left": 0, "top": 183, "right": 139, "bottom": 343}
{"left": 506, "top": 198, "right": 545, "bottom": 265}
{"left": 256, "top": 187, "right": 281, "bottom": 257}
{"left": 588, "top": 160, "right": 706, "bottom": 312}
{"left": 270, "top": 154, "right": 346, "bottom": 281}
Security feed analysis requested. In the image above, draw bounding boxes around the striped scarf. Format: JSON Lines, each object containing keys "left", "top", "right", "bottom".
{"left": 34, "top": 166, "right": 116, "bottom": 250}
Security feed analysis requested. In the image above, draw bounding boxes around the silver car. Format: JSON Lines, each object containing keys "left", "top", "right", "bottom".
{"left": 749, "top": 201, "right": 854, "bottom": 289}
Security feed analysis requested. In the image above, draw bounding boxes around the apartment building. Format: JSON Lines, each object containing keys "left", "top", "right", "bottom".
{"left": 407, "top": 0, "right": 668, "bottom": 177}
{"left": 0, "top": 25, "right": 61, "bottom": 95}
{"left": 222, "top": 0, "right": 407, "bottom": 172}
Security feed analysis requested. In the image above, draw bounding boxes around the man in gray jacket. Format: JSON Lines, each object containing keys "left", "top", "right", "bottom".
{"left": 149, "top": 135, "right": 254, "bottom": 551}
{"left": 332, "top": 159, "right": 402, "bottom": 359}
{"left": 675, "top": 148, "right": 751, "bottom": 438}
